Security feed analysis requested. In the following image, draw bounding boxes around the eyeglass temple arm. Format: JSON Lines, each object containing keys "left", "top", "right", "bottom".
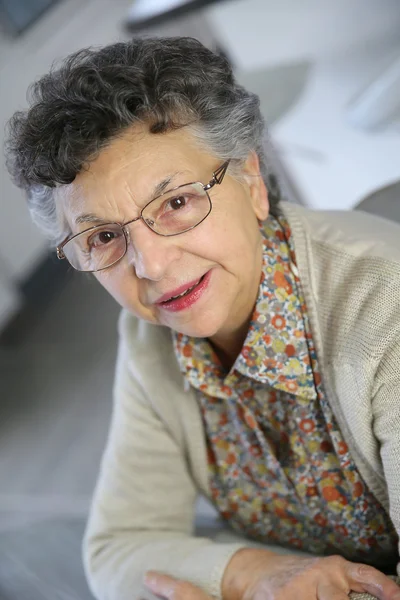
{"left": 204, "top": 160, "right": 231, "bottom": 191}
{"left": 57, "top": 230, "right": 74, "bottom": 259}
{"left": 56, "top": 247, "right": 66, "bottom": 260}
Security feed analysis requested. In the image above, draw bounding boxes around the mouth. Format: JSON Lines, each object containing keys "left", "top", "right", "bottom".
{"left": 162, "top": 278, "right": 204, "bottom": 302}
{"left": 156, "top": 271, "right": 211, "bottom": 312}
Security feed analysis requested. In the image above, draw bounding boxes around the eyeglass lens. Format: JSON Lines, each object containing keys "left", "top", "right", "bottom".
{"left": 63, "top": 182, "right": 211, "bottom": 272}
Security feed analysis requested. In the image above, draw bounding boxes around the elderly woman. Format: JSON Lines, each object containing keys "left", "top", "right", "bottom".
{"left": 5, "top": 37, "right": 400, "bottom": 600}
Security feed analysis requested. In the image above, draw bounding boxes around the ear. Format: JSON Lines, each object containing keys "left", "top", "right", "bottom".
{"left": 242, "top": 151, "right": 269, "bottom": 221}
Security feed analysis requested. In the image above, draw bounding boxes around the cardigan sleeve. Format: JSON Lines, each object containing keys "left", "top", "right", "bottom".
{"left": 82, "top": 324, "right": 245, "bottom": 600}
{"left": 372, "top": 338, "right": 400, "bottom": 577}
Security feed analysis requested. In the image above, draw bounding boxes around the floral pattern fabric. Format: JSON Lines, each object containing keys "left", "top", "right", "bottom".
{"left": 173, "top": 216, "right": 398, "bottom": 569}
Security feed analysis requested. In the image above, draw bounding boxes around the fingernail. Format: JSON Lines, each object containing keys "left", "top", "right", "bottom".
{"left": 143, "top": 572, "right": 157, "bottom": 588}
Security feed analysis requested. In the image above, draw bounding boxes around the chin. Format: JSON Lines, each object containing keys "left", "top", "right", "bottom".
{"left": 171, "top": 314, "right": 224, "bottom": 339}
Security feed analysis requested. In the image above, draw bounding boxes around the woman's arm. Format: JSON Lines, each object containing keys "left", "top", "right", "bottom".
{"left": 83, "top": 322, "right": 245, "bottom": 600}
{"left": 372, "top": 338, "right": 400, "bottom": 577}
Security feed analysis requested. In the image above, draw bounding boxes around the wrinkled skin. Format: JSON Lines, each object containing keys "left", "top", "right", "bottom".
{"left": 144, "top": 549, "right": 400, "bottom": 600}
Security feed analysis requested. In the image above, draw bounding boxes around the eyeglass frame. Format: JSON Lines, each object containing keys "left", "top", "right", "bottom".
{"left": 56, "top": 159, "right": 231, "bottom": 273}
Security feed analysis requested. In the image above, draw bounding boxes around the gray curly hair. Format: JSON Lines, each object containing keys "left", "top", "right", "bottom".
{"left": 5, "top": 37, "right": 281, "bottom": 246}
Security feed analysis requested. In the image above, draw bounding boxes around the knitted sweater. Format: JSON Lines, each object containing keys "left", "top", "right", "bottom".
{"left": 83, "top": 202, "right": 400, "bottom": 599}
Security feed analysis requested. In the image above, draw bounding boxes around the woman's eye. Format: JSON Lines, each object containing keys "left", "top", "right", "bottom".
{"left": 88, "top": 230, "right": 118, "bottom": 249}
{"left": 167, "top": 196, "right": 188, "bottom": 210}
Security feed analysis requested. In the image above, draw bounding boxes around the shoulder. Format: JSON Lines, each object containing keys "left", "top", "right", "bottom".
{"left": 281, "top": 202, "right": 400, "bottom": 362}
{"left": 282, "top": 201, "right": 400, "bottom": 267}
{"left": 282, "top": 201, "right": 400, "bottom": 317}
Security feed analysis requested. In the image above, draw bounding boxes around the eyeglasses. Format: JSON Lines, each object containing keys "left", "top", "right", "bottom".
{"left": 56, "top": 160, "right": 230, "bottom": 273}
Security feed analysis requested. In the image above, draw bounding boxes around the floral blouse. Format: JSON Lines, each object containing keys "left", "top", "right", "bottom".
{"left": 173, "top": 215, "right": 398, "bottom": 570}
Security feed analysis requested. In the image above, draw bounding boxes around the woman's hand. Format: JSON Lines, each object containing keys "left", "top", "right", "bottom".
{"left": 144, "top": 549, "right": 400, "bottom": 600}
{"left": 222, "top": 548, "right": 400, "bottom": 600}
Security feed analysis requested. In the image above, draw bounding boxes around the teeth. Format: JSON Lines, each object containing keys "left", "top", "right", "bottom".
{"left": 169, "top": 281, "right": 198, "bottom": 301}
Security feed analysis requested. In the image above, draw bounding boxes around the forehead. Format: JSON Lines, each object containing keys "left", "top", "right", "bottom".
{"left": 58, "top": 123, "right": 216, "bottom": 221}
{"left": 84, "top": 124, "right": 208, "bottom": 179}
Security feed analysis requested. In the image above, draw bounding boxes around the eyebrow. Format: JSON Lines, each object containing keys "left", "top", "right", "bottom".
{"left": 74, "top": 171, "right": 184, "bottom": 226}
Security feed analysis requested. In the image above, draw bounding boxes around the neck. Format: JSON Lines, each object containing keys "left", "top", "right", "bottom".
{"left": 209, "top": 319, "right": 250, "bottom": 372}
{"left": 209, "top": 233, "right": 265, "bottom": 371}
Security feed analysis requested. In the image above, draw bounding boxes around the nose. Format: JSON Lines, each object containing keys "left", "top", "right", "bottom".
{"left": 125, "top": 220, "right": 182, "bottom": 281}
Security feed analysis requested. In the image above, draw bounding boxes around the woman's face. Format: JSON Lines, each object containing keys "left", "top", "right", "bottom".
{"left": 58, "top": 124, "right": 269, "bottom": 343}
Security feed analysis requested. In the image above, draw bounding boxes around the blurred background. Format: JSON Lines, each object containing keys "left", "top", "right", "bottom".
{"left": 0, "top": 0, "right": 399, "bottom": 598}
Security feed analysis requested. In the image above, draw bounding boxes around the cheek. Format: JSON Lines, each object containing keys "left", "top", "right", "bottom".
{"left": 202, "top": 203, "right": 261, "bottom": 263}
{"left": 213, "top": 186, "right": 260, "bottom": 233}
{"left": 94, "top": 271, "right": 119, "bottom": 296}
{"left": 95, "top": 270, "right": 139, "bottom": 309}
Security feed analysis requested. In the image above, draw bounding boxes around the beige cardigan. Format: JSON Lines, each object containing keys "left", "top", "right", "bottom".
{"left": 83, "top": 202, "right": 400, "bottom": 599}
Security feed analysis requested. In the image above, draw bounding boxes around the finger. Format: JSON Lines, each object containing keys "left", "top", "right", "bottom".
{"left": 144, "top": 572, "right": 179, "bottom": 598}
{"left": 347, "top": 563, "right": 400, "bottom": 600}
{"left": 144, "top": 571, "right": 210, "bottom": 600}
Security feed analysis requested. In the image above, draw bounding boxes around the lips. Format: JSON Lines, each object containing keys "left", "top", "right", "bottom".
{"left": 156, "top": 276, "right": 205, "bottom": 305}
{"left": 155, "top": 270, "right": 212, "bottom": 312}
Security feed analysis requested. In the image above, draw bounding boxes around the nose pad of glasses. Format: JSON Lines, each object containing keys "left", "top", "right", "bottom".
{"left": 123, "top": 226, "right": 131, "bottom": 244}
{"left": 123, "top": 218, "right": 157, "bottom": 249}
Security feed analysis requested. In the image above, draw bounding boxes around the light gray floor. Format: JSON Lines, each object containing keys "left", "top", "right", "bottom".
{"left": 0, "top": 273, "right": 120, "bottom": 521}
{"left": 0, "top": 273, "right": 120, "bottom": 599}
